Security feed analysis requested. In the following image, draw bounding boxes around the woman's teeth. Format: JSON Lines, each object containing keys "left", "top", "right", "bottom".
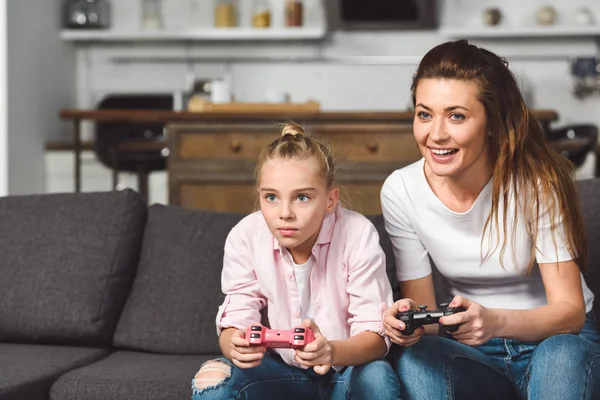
{"left": 431, "top": 148, "right": 458, "bottom": 156}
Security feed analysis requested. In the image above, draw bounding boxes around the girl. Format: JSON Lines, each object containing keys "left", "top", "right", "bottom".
{"left": 192, "top": 123, "right": 400, "bottom": 400}
{"left": 382, "top": 40, "right": 600, "bottom": 399}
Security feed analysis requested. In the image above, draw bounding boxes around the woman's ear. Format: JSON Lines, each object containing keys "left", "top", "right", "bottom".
{"left": 326, "top": 187, "right": 339, "bottom": 212}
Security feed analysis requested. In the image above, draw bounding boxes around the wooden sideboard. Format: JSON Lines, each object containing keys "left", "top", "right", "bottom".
{"left": 58, "top": 109, "right": 560, "bottom": 214}
{"left": 167, "top": 121, "right": 421, "bottom": 214}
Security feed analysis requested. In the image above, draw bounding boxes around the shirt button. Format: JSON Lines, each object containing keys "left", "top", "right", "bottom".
{"left": 289, "top": 274, "right": 294, "bottom": 280}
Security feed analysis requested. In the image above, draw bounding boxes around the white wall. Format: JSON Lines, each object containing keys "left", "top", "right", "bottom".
{"left": 0, "top": 0, "right": 7, "bottom": 196}
{"left": 7, "top": 0, "right": 75, "bottom": 195}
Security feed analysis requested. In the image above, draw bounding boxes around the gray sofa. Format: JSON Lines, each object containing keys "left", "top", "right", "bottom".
{"left": 0, "top": 178, "right": 599, "bottom": 400}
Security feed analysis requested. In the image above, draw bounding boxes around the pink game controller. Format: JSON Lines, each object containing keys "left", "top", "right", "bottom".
{"left": 245, "top": 325, "right": 315, "bottom": 349}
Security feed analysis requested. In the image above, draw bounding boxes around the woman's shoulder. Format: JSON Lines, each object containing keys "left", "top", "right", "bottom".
{"left": 381, "top": 158, "right": 426, "bottom": 204}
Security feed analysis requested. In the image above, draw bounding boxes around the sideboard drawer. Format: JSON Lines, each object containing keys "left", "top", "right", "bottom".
{"left": 326, "top": 133, "right": 420, "bottom": 163}
{"left": 175, "top": 126, "right": 420, "bottom": 164}
{"left": 179, "top": 132, "right": 275, "bottom": 161}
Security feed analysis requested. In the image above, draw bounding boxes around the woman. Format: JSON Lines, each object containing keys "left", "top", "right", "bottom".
{"left": 381, "top": 39, "right": 600, "bottom": 399}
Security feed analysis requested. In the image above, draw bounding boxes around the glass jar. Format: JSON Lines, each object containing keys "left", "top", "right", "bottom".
{"left": 215, "top": 0, "right": 237, "bottom": 28}
{"left": 285, "top": 0, "right": 303, "bottom": 27}
{"left": 141, "top": 0, "right": 163, "bottom": 30}
{"left": 252, "top": 0, "right": 271, "bottom": 28}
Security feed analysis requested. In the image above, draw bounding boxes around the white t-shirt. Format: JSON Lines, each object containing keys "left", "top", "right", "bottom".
{"left": 292, "top": 257, "right": 314, "bottom": 320}
{"left": 380, "top": 158, "right": 594, "bottom": 312}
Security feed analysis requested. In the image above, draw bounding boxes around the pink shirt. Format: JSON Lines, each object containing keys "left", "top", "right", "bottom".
{"left": 216, "top": 206, "right": 393, "bottom": 367}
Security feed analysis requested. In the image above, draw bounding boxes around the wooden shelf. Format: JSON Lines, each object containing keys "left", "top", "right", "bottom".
{"left": 440, "top": 25, "right": 600, "bottom": 39}
{"left": 60, "top": 26, "right": 327, "bottom": 42}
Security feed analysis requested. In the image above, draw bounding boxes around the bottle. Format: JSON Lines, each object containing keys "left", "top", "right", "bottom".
{"left": 252, "top": 0, "right": 271, "bottom": 28}
{"left": 285, "top": 0, "right": 303, "bottom": 27}
{"left": 141, "top": 0, "right": 163, "bottom": 30}
{"left": 215, "top": 0, "right": 237, "bottom": 28}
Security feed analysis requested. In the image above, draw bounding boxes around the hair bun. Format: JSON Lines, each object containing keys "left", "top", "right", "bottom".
{"left": 281, "top": 123, "right": 305, "bottom": 137}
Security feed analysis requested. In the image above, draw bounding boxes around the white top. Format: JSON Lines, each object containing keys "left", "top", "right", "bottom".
{"left": 380, "top": 159, "right": 594, "bottom": 312}
{"left": 292, "top": 257, "right": 315, "bottom": 320}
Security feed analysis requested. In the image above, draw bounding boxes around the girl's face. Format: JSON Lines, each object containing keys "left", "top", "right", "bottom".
{"left": 413, "top": 78, "right": 491, "bottom": 181}
{"left": 258, "top": 157, "right": 338, "bottom": 264}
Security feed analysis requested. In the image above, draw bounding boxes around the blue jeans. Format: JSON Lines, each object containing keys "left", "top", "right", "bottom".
{"left": 392, "top": 312, "right": 600, "bottom": 400}
{"left": 192, "top": 351, "right": 401, "bottom": 400}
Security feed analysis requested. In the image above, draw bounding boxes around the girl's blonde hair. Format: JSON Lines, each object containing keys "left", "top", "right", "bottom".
{"left": 254, "top": 122, "right": 337, "bottom": 188}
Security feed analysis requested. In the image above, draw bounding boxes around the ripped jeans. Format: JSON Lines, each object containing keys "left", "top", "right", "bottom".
{"left": 191, "top": 351, "right": 401, "bottom": 400}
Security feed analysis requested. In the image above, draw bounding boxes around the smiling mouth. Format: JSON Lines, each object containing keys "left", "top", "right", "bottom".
{"left": 430, "top": 148, "right": 458, "bottom": 157}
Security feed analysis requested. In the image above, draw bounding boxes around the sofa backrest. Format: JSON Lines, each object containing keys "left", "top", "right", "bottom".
{"left": 113, "top": 204, "right": 245, "bottom": 355}
{"left": 578, "top": 178, "right": 600, "bottom": 323}
{"left": 0, "top": 190, "right": 146, "bottom": 346}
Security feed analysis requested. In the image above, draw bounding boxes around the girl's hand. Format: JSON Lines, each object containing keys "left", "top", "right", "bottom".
{"left": 383, "top": 298, "right": 425, "bottom": 346}
{"left": 439, "top": 296, "right": 504, "bottom": 346}
{"left": 294, "top": 319, "right": 333, "bottom": 375}
{"left": 230, "top": 324, "right": 267, "bottom": 369}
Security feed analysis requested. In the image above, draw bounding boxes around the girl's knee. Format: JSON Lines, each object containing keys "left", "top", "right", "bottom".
{"left": 192, "top": 361, "right": 232, "bottom": 393}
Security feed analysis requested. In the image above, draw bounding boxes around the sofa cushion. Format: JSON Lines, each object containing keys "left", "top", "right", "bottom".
{"left": 0, "top": 344, "right": 109, "bottom": 400}
{"left": 578, "top": 178, "right": 600, "bottom": 327}
{"left": 113, "top": 205, "right": 245, "bottom": 354}
{"left": 50, "top": 351, "right": 214, "bottom": 400}
{"left": 367, "top": 214, "right": 401, "bottom": 301}
{"left": 0, "top": 190, "right": 146, "bottom": 346}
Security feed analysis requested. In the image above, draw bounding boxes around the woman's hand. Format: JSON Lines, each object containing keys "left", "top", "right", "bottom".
{"left": 383, "top": 298, "right": 425, "bottom": 346}
{"left": 229, "top": 324, "right": 267, "bottom": 369}
{"left": 440, "top": 296, "right": 505, "bottom": 346}
{"left": 294, "top": 319, "right": 333, "bottom": 375}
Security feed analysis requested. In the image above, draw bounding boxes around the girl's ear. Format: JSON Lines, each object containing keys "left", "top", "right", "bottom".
{"left": 326, "top": 187, "right": 339, "bottom": 212}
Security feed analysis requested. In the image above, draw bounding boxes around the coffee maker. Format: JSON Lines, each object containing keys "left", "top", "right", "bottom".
{"left": 63, "top": 0, "right": 111, "bottom": 29}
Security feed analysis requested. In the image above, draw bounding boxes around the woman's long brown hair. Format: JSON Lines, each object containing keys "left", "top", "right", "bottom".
{"left": 411, "top": 40, "right": 587, "bottom": 273}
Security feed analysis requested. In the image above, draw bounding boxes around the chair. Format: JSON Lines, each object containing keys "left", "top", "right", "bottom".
{"left": 94, "top": 94, "right": 173, "bottom": 202}
{"left": 546, "top": 124, "right": 598, "bottom": 168}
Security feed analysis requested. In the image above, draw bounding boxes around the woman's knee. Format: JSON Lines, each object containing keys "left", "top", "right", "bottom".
{"left": 192, "top": 360, "right": 232, "bottom": 397}
{"left": 532, "top": 334, "right": 592, "bottom": 368}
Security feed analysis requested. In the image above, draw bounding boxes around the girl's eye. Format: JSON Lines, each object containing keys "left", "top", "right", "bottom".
{"left": 417, "top": 111, "right": 431, "bottom": 119}
{"left": 297, "top": 194, "right": 310, "bottom": 202}
{"left": 450, "top": 113, "right": 465, "bottom": 121}
{"left": 265, "top": 194, "right": 277, "bottom": 202}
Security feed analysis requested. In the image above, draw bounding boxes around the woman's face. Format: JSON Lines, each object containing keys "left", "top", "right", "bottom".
{"left": 413, "top": 78, "right": 490, "bottom": 181}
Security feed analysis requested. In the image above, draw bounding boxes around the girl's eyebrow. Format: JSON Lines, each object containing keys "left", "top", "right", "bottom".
{"left": 260, "top": 187, "right": 316, "bottom": 192}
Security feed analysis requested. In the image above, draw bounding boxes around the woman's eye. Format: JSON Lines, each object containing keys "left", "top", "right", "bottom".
{"left": 417, "top": 111, "right": 431, "bottom": 119}
{"left": 450, "top": 113, "right": 465, "bottom": 121}
{"left": 265, "top": 194, "right": 277, "bottom": 202}
{"left": 297, "top": 195, "right": 310, "bottom": 202}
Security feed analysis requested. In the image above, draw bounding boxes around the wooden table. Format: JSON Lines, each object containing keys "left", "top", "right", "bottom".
{"left": 58, "top": 109, "right": 559, "bottom": 194}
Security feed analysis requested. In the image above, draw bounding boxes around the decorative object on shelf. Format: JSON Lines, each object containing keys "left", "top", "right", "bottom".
{"left": 186, "top": 98, "right": 320, "bottom": 113}
{"left": 536, "top": 6, "right": 557, "bottom": 26}
{"left": 571, "top": 56, "right": 600, "bottom": 99}
{"left": 286, "top": 0, "right": 304, "bottom": 27}
{"left": 252, "top": 0, "right": 271, "bottom": 28}
{"left": 215, "top": 0, "right": 237, "bottom": 28}
{"left": 63, "top": 0, "right": 111, "bottom": 29}
{"left": 482, "top": 7, "right": 502, "bottom": 26}
{"left": 141, "top": 0, "right": 163, "bottom": 30}
{"left": 575, "top": 7, "right": 595, "bottom": 26}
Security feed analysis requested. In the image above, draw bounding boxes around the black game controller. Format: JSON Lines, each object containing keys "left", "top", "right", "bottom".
{"left": 396, "top": 303, "right": 466, "bottom": 336}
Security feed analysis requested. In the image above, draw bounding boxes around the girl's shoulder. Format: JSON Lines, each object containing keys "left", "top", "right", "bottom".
{"left": 227, "top": 211, "right": 269, "bottom": 241}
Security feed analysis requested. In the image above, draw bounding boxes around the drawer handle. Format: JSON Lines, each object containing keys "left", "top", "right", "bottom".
{"left": 366, "top": 141, "right": 379, "bottom": 153}
{"left": 230, "top": 140, "right": 242, "bottom": 153}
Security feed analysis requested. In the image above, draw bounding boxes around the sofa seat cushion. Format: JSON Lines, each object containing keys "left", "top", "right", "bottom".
{"left": 50, "top": 351, "right": 216, "bottom": 400}
{"left": 0, "top": 190, "right": 146, "bottom": 346}
{"left": 114, "top": 205, "right": 245, "bottom": 354}
{"left": 0, "top": 344, "right": 109, "bottom": 400}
